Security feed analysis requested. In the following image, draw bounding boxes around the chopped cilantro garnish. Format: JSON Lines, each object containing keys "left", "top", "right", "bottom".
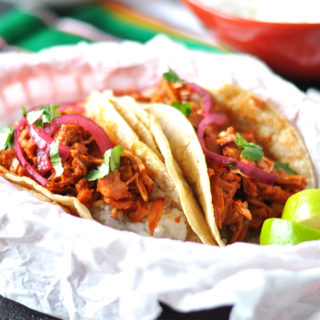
{"left": 274, "top": 161, "right": 297, "bottom": 175}
{"left": 109, "top": 145, "right": 124, "bottom": 172}
{"left": 34, "top": 119, "right": 44, "bottom": 128}
{"left": 234, "top": 133, "right": 264, "bottom": 162}
{"left": 21, "top": 105, "right": 27, "bottom": 117}
{"left": 27, "top": 109, "right": 45, "bottom": 126}
{"left": 163, "top": 68, "right": 184, "bottom": 83}
{"left": 27, "top": 105, "right": 61, "bottom": 127}
{"left": 87, "top": 161, "right": 109, "bottom": 181}
{"left": 171, "top": 101, "right": 192, "bottom": 117}
{"left": 0, "top": 126, "right": 15, "bottom": 151}
{"left": 49, "top": 141, "right": 64, "bottom": 177}
{"left": 41, "top": 105, "right": 61, "bottom": 123}
{"left": 87, "top": 145, "right": 124, "bottom": 181}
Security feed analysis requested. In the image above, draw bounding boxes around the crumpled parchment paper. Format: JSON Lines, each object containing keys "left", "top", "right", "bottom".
{"left": 0, "top": 35, "right": 319, "bottom": 320}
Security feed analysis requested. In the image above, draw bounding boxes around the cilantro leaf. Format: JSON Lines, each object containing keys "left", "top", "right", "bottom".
{"left": 21, "top": 105, "right": 27, "bottom": 117}
{"left": 34, "top": 119, "right": 44, "bottom": 128}
{"left": 171, "top": 101, "right": 192, "bottom": 117}
{"left": 274, "top": 161, "right": 297, "bottom": 175}
{"left": 87, "top": 162, "right": 110, "bottom": 181}
{"left": 49, "top": 141, "right": 64, "bottom": 177}
{"left": 241, "top": 146, "right": 264, "bottom": 162}
{"left": 27, "top": 109, "right": 45, "bottom": 125}
{"left": 41, "top": 105, "right": 61, "bottom": 124}
{"left": 163, "top": 68, "right": 184, "bottom": 83}
{"left": 0, "top": 126, "right": 15, "bottom": 151}
{"left": 26, "top": 105, "right": 61, "bottom": 127}
{"left": 234, "top": 133, "right": 264, "bottom": 162}
{"left": 110, "top": 145, "right": 124, "bottom": 171}
{"left": 87, "top": 145, "right": 124, "bottom": 181}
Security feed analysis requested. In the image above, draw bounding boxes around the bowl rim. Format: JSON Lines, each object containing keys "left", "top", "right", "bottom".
{"left": 184, "top": 0, "right": 320, "bottom": 27}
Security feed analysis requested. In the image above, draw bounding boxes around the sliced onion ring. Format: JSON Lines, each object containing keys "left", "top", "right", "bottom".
{"left": 186, "top": 82, "right": 214, "bottom": 116}
{"left": 56, "top": 102, "right": 85, "bottom": 115}
{"left": 36, "top": 149, "right": 52, "bottom": 173}
{"left": 28, "top": 124, "right": 70, "bottom": 161}
{"left": 198, "top": 112, "right": 228, "bottom": 129}
{"left": 197, "top": 115, "right": 277, "bottom": 185}
{"left": 236, "top": 161, "right": 277, "bottom": 185}
{"left": 14, "top": 119, "right": 47, "bottom": 186}
{"left": 44, "top": 114, "right": 113, "bottom": 155}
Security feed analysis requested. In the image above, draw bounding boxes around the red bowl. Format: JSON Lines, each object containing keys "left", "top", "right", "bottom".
{"left": 183, "top": 0, "right": 320, "bottom": 80}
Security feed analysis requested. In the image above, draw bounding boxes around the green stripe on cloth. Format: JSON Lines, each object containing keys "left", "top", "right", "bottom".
{"left": 71, "top": 5, "right": 222, "bottom": 53}
{"left": 0, "top": 8, "right": 45, "bottom": 44}
{"left": 17, "top": 27, "right": 91, "bottom": 51}
{"left": 0, "top": 3, "right": 224, "bottom": 54}
{"left": 72, "top": 6, "right": 159, "bottom": 42}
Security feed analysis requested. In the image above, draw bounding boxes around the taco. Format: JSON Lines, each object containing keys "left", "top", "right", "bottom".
{"left": 113, "top": 71, "right": 316, "bottom": 245}
{"left": 0, "top": 90, "right": 215, "bottom": 244}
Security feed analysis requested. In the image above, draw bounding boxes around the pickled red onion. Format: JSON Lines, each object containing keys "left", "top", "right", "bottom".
{"left": 236, "top": 161, "right": 277, "bottom": 185}
{"left": 197, "top": 114, "right": 277, "bottom": 185}
{"left": 56, "top": 102, "right": 85, "bottom": 115}
{"left": 44, "top": 114, "right": 113, "bottom": 155}
{"left": 28, "top": 124, "right": 70, "bottom": 161}
{"left": 36, "top": 149, "right": 52, "bottom": 173}
{"left": 186, "top": 82, "right": 214, "bottom": 116}
{"left": 14, "top": 119, "right": 47, "bottom": 186}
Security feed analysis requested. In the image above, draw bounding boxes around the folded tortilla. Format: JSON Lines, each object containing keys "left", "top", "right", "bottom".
{"left": 85, "top": 91, "right": 216, "bottom": 244}
{"left": 0, "top": 91, "right": 216, "bottom": 244}
{"left": 113, "top": 84, "right": 316, "bottom": 246}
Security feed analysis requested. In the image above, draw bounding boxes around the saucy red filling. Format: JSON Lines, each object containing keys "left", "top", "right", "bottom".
{"left": 118, "top": 79, "right": 307, "bottom": 243}
{"left": 0, "top": 110, "right": 164, "bottom": 236}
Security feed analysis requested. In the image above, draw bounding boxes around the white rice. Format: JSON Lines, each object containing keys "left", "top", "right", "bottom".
{"left": 91, "top": 184, "right": 187, "bottom": 241}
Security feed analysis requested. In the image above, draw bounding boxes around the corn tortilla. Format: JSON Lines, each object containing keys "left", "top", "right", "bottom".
{"left": 132, "top": 84, "right": 316, "bottom": 246}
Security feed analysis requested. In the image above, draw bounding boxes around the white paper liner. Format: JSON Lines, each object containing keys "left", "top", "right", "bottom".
{"left": 0, "top": 35, "right": 320, "bottom": 320}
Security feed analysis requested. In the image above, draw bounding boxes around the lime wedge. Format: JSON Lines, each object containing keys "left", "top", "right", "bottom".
{"left": 260, "top": 218, "right": 320, "bottom": 245}
{"left": 281, "top": 189, "right": 320, "bottom": 230}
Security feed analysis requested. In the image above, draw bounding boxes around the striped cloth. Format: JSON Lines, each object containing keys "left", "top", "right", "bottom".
{"left": 0, "top": 1, "right": 225, "bottom": 53}
{"left": 1, "top": 1, "right": 318, "bottom": 95}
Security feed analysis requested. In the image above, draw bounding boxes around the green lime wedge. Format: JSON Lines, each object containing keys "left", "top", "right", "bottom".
{"left": 260, "top": 218, "right": 320, "bottom": 245}
{"left": 281, "top": 189, "right": 320, "bottom": 229}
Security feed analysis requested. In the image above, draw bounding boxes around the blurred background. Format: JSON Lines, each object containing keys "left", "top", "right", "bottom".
{"left": 0, "top": 0, "right": 215, "bottom": 52}
{"left": 0, "top": 0, "right": 319, "bottom": 95}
